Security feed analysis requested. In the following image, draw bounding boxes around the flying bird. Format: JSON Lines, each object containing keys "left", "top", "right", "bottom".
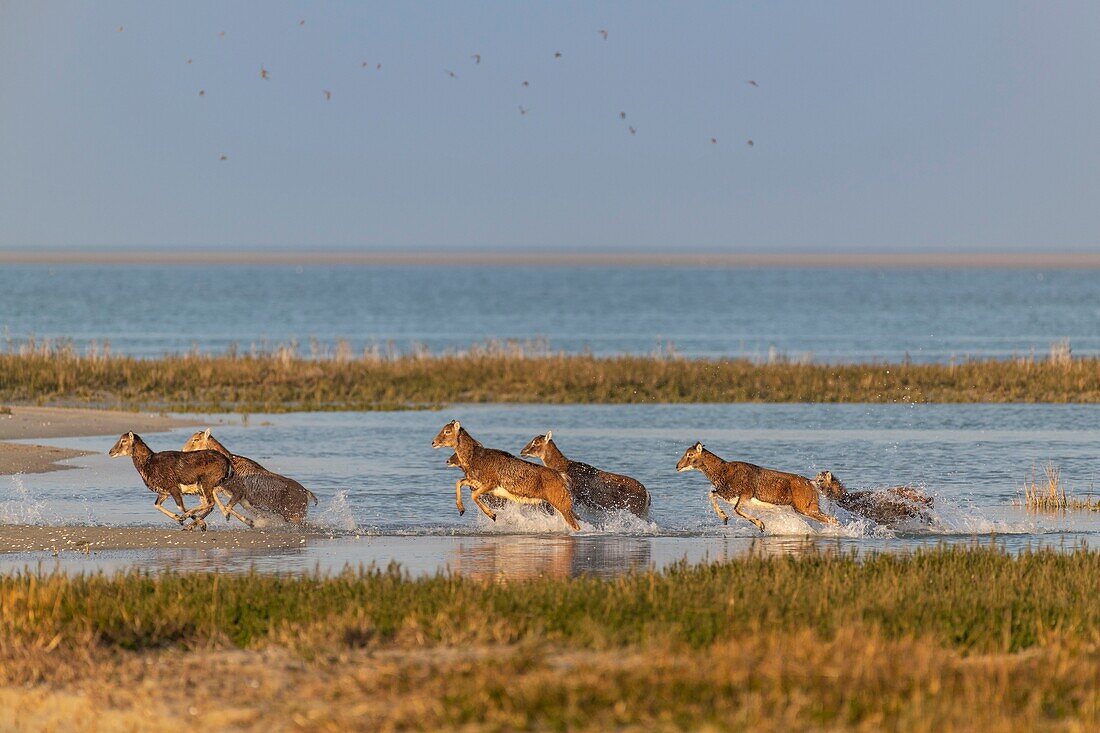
{"left": 599, "top": 29, "right": 608, "bottom": 40}
{"left": 376, "top": 63, "right": 382, "bottom": 70}
{"left": 117, "top": 25, "right": 123, "bottom": 32}
{"left": 298, "top": 19, "right": 305, "bottom": 26}
{"left": 471, "top": 54, "right": 481, "bottom": 64}
{"left": 323, "top": 89, "right": 331, "bottom": 100}
{"left": 522, "top": 80, "right": 529, "bottom": 87}
{"left": 518, "top": 105, "right": 528, "bottom": 115}
{"left": 553, "top": 51, "right": 562, "bottom": 59}
{"left": 746, "top": 139, "right": 754, "bottom": 147}
{"left": 628, "top": 126, "right": 636, "bottom": 135}
{"left": 219, "top": 154, "right": 228, "bottom": 161}
{"left": 619, "top": 111, "right": 626, "bottom": 120}
{"left": 186, "top": 58, "right": 192, "bottom": 64}
{"left": 745, "top": 80, "right": 758, "bottom": 87}
{"left": 445, "top": 69, "right": 456, "bottom": 78}
{"left": 711, "top": 137, "right": 717, "bottom": 144}
{"left": 260, "top": 67, "right": 270, "bottom": 79}
{"left": 199, "top": 90, "right": 205, "bottom": 97}
{"left": 218, "top": 31, "right": 226, "bottom": 38}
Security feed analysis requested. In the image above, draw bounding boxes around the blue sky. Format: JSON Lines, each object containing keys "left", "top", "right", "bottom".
{"left": 1, "top": 1, "right": 1098, "bottom": 250}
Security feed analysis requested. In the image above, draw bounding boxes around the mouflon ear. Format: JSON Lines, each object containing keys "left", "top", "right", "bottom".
{"left": 203, "top": 427, "right": 212, "bottom": 439}
{"left": 693, "top": 441, "right": 703, "bottom": 453}
{"left": 545, "top": 430, "right": 552, "bottom": 441}
{"left": 824, "top": 471, "right": 833, "bottom": 482}
{"left": 127, "top": 431, "right": 134, "bottom": 440}
{"left": 453, "top": 420, "right": 461, "bottom": 431}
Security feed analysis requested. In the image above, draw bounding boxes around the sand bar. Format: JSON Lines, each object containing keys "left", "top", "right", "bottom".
{"left": 0, "top": 524, "right": 324, "bottom": 553}
{"left": 0, "top": 406, "right": 196, "bottom": 475}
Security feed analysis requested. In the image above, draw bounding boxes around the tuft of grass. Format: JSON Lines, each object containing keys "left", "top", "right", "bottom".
{"left": 1, "top": 548, "right": 1099, "bottom": 731}
{"left": 1016, "top": 463, "right": 1100, "bottom": 512}
{"left": 4, "top": 339, "right": 1100, "bottom": 412}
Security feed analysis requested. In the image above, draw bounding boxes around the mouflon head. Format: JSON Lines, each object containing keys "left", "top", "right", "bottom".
{"left": 108, "top": 432, "right": 136, "bottom": 457}
{"left": 519, "top": 430, "right": 553, "bottom": 459}
{"left": 182, "top": 427, "right": 213, "bottom": 452}
{"left": 432, "top": 419, "right": 462, "bottom": 449}
{"left": 814, "top": 470, "right": 845, "bottom": 499}
{"left": 676, "top": 442, "right": 706, "bottom": 472}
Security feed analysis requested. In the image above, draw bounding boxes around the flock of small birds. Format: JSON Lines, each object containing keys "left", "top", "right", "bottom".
{"left": 117, "top": 19, "right": 760, "bottom": 162}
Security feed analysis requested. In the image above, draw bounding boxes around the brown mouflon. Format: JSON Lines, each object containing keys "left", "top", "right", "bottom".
{"left": 445, "top": 450, "right": 554, "bottom": 516}
{"left": 432, "top": 420, "right": 580, "bottom": 531}
{"left": 520, "top": 431, "right": 650, "bottom": 517}
{"left": 108, "top": 432, "right": 232, "bottom": 531}
{"left": 182, "top": 429, "right": 317, "bottom": 525}
{"left": 676, "top": 442, "right": 838, "bottom": 532}
{"left": 814, "top": 470, "right": 932, "bottom": 525}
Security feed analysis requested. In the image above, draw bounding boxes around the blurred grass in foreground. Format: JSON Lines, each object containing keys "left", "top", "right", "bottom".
{"left": 3, "top": 338, "right": 1100, "bottom": 412}
{"left": 0, "top": 548, "right": 1098, "bottom": 730}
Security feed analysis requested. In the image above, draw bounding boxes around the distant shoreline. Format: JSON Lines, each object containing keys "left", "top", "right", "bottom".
{"left": 1, "top": 249, "right": 1099, "bottom": 268}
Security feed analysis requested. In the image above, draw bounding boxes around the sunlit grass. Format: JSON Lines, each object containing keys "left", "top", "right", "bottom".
{"left": 1, "top": 547, "right": 1098, "bottom": 653}
{"left": 1, "top": 547, "right": 1098, "bottom": 730}
{"left": 3, "top": 338, "right": 1100, "bottom": 412}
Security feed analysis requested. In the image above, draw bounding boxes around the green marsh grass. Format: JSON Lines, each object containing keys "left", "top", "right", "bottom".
{"left": 3, "top": 338, "right": 1100, "bottom": 412}
{"left": 1, "top": 548, "right": 1098, "bottom": 731}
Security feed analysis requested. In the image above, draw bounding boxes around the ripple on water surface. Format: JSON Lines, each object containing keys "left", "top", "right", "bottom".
{"left": 3, "top": 402, "right": 1100, "bottom": 575}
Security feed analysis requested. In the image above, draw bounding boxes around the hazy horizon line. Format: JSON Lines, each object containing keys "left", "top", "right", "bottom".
{"left": 0, "top": 248, "right": 1096, "bottom": 268}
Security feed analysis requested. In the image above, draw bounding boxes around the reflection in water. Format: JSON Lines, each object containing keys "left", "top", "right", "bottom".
{"left": 447, "top": 535, "right": 654, "bottom": 580}
{"left": 0, "top": 529, "right": 1092, "bottom": 579}
{"left": 450, "top": 536, "right": 576, "bottom": 581}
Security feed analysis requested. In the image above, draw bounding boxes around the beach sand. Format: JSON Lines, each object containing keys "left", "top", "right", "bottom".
{"left": 0, "top": 406, "right": 195, "bottom": 475}
{"left": 0, "top": 524, "right": 322, "bottom": 553}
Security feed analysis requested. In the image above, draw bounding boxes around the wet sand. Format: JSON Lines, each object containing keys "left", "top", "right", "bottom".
{"left": 0, "top": 406, "right": 195, "bottom": 475}
{"left": 0, "top": 524, "right": 325, "bottom": 553}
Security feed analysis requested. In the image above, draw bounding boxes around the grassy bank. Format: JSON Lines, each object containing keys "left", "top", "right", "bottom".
{"left": 3, "top": 341, "right": 1100, "bottom": 411}
{"left": 1, "top": 548, "right": 1099, "bottom": 730}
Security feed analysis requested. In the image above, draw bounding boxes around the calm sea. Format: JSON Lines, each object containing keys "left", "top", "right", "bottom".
{"left": 2, "top": 264, "right": 1097, "bottom": 362}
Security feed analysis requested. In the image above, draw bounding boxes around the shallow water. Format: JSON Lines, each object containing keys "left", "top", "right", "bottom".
{"left": 3, "top": 403, "right": 1099, "bottom": 575}
{"left": 2, "top": 265, "right": 1098, "bottom": 361}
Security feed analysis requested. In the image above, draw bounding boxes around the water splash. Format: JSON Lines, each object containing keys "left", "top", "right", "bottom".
{"left": 468, "top": 501, "right": 576, "bottom": 534}
{"left": 0, "top": 474, "right": 58, "bottom": 525}
{"left": 314, "top": 489, "right": 359, "bottom": 532}
{"left": 578, "top": 507, "right": 661, "bottom": 536}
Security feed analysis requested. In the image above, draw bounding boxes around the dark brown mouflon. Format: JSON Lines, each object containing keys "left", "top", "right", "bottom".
{"left": 676, "top": 442, "right": 837, "bottom": 532}
{"left": 432, "top": 420, "right": 580, "bottom": 531}
{"left": 520, "top": 431, "right": 650, "bottom": 517}
{"left": 814, "top": 471, "right": 932, "bottom": 525}
{"left": 108, "top": 431, "right": 232, "bottom": 531}
{"left": 182, "top": 429, "right": 317, "bottom": 525}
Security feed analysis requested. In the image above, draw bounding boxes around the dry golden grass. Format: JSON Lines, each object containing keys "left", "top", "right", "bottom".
{"left": 2, "top": 633, "right": 1096, "bottom": 732}
{"left": 1, "top": 548, "right": 1099, "bottom": 730}
{"left": 3, "top": 339, "right": 1100, "bottom": 412}
{"left": 1016, "top": 463, "right": 1100, "bottom": 512}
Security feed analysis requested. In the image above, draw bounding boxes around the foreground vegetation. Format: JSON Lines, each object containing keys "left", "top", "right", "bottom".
{"left": 3, "top": 340, "right": 1100, "bottom": 412}
{"left": 1, "top": 548, "right": 1098, "bottom": 730}
{"left": 1016, "top": 463, "right": 1100, "bottom": 512}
